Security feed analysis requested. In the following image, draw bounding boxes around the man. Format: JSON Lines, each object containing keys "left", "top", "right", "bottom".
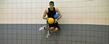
{"left": 43, "top": 1, "right": 62, "bottom": 33}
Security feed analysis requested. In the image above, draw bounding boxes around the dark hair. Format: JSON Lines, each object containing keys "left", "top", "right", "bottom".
{"left": 49, "top": 1, "right": 54, "bottom": 6}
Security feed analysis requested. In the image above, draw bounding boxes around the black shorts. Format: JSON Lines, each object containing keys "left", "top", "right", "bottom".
{"left": 46, "top": 21, "right": 59, "bottom": 29}
{"left": 49, "top": 22, "right": 59, "bottom": 27}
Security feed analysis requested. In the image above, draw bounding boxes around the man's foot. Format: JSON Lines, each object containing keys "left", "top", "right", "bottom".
{"left": 39, "top": 26, "right": 47, "bottom": 31}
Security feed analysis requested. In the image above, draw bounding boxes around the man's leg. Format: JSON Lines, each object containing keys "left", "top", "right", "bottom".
{"left": 46, "top": 27, "right": 50, "bottom": 38}
{"left": 46, "top": 27, "right": 54, "bottom": 38}
{"left": 54, "top": 22, "right": 59, "bottom": 32}
{"left": 54, "top": 27, "right": 58, "bottom": 32}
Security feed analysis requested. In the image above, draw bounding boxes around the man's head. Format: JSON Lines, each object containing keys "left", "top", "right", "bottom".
{"left": 49, "top": 1, "right": 54, "bottom": 8}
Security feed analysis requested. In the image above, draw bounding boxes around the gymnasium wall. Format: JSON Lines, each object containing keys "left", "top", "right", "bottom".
{"left": 0, "top": 0, "right": 109, "bottom": 25}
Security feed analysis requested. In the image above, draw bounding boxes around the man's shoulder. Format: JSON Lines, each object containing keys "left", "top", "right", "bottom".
{"left": 55, "top": 7, "right": 59, "bottom": 12}
{"left": 44, "top": 8, "right": 48, "bottom": 12}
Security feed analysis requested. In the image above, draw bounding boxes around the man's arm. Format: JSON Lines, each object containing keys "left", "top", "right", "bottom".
{"left": 43, "top": 9, "right": 47, "bottom": 20}
{"left": 56, "top": 8, "right": 62, "bottom": 20}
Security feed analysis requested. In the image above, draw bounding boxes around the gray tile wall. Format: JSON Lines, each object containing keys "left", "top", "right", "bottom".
{"left": 0, "top": 24, "right": 109, "bottom": 44}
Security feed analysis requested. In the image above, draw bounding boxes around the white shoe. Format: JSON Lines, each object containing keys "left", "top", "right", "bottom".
{"left": 39, "top": 26, "right": 46, "bottom": 31}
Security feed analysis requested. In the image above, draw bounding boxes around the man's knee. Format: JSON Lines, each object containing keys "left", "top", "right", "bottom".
{"left": 54, "top": 27, "right": 58, "bottom": 32}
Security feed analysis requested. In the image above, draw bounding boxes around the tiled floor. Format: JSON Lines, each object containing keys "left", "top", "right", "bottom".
{"left": 0, "top": 24, "right": 108, "bottom": 44}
